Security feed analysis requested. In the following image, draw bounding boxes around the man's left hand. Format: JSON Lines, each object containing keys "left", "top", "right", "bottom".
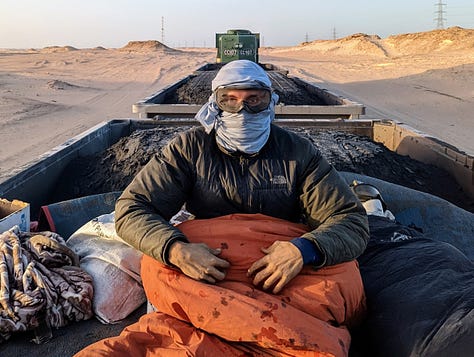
{"left": 247, "top": 240, "right": 303, "bottom": 294}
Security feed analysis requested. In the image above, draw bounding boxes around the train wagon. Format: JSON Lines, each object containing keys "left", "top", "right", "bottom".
{"left": 1, "top": 62, "right": 473, "bottom": 357}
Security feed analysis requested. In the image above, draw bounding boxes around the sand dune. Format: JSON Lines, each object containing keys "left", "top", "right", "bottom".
{"left": 40, "top": 45, "right": 78, "bottom": 53}
{"left": 0, "top": 27, "right": 473, "bottom": 182}
{"left": 119, "top": 40, "right": 177, "bottom": 52}
{"left": 296, "top": 26, "right": 474, "bottom": 57}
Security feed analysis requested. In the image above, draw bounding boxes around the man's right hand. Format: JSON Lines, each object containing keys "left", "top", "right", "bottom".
{"left": 168, "top": 241, "right": 230, "bottom": 283}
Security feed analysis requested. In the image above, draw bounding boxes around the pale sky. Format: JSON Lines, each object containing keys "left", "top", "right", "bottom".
{"left": 1, "top": 0, "right": 473, "bottom": 49}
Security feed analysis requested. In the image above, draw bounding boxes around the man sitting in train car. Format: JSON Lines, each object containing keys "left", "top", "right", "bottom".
{"left": 79, "top": 59, "right": 370, "bottom": 356}
{"left": 115, "top": 59, "right": 368, "bottom": 294}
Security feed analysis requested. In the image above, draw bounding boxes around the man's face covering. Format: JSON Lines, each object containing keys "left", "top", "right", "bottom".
{"left": 195, "top": 60, "right": 279, "bottom": 154}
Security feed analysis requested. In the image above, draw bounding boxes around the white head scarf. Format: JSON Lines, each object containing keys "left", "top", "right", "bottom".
{"left": 195, "top": 60, "right": 279, "bottom": 154}
{"left": 211, "top": 59, "right": 273, "bottom": 91}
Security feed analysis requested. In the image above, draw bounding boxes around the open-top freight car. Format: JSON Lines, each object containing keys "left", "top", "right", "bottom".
{"left": 0, "top": 62, "right": 473, "bottom": 357}
{"left": 132, "top": 63, "right": 366, "bottom": 119}
{"left": 1, "top": 116, "right": 472, "bottom": 236}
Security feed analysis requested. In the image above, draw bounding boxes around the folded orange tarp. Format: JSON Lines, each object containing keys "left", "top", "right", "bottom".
{"left": 77, "top": 214, "right": 365, "bottom": 357}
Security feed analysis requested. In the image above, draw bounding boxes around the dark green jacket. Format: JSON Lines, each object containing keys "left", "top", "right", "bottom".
{"left": 115, "top": 124, "right": 369, "bottom": 267}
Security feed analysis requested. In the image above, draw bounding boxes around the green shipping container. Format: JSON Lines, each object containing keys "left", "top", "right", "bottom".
{"left": 215, "top": 29, "right": 260, "bottom": 63}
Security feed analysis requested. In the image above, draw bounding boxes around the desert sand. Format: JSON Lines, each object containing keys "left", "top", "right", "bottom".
{"left": 0, "top": 27, "right": 473, "bottom": 183}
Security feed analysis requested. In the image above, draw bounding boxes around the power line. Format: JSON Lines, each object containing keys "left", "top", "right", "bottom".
{"left": 161, "top": 16, "right": 165, "bottom": 44}
{"left": 435, "top": 1, "right": 447, "bottom": 29}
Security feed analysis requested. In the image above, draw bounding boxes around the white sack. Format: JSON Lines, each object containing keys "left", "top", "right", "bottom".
{"left": 67, "top": 212, "right": 145, "bottom": 324}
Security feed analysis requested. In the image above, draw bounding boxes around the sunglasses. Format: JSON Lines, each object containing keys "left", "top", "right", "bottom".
{"left": 351, "top": 182, "right": 387, "bottom": 210}
{"left": 215, "top": 88, "right": 271, "bottom": 113}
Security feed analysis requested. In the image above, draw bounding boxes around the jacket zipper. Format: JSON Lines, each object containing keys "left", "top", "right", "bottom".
{"left": 238, "top": 155, "right": 250, "bottom": 209}
{"left": 239, "top": 155, "right": 246, "bottom": 176}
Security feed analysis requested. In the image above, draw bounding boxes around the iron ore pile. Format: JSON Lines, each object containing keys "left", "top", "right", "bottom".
{"left": 165, "top": 64, "right": 326, "bottom": 106}
{"left": 52, "top": 125, "right": 472, "bottom": 212}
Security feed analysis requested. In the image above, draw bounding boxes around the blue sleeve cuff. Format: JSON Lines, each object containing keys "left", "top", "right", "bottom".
{"left": 290, "top": 237, "right": 321, "bottom": 265}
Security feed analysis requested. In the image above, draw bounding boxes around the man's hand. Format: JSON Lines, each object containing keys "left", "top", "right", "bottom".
{"left": 168, "top": 241, "right": 230, "bottom": 283}
{"left": 247, "top": 241, "right": 303, "bottom": 294}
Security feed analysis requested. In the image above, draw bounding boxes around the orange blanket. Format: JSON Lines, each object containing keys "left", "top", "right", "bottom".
{"left": 77, "top": 214, "right": 365, "bottom": 357}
